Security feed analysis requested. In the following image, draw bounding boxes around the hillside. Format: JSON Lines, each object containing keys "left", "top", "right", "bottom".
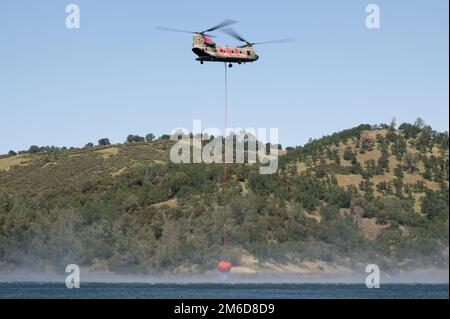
{"left": 0, "top": 121, "right": 448, "bottom": 275}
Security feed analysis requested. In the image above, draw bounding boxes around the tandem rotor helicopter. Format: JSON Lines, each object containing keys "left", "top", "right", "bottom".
{"left": 156, "top": 20, "right": 293, "bottom": 67}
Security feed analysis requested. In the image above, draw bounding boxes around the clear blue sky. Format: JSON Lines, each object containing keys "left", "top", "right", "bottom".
{"left": 0, "top": 0, "right": 448, "bottom": 153}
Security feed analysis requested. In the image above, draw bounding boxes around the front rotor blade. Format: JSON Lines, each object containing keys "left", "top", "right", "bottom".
{"left": 203, "top": 19, "right": 238, "bottom": 33}
{"left": 203, "top": 33, "right": 218, "bottom": 38}
{"left": 155, "top": 26, "right": 195, "bottom": 34}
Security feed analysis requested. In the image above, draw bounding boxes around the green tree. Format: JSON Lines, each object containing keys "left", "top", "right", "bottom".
{"left": 343, "top": 146, "right": 354, "bottom": 161}
{"left": 403, "top": 152, "right": 419, "bottom": 173}
{"left": 421, "top": 190, "right": 448, "bottom": 220}
{"left": 364, "top": 160, "right": 377, "bottom": 177}
{"left": 414, "top": 117, "right": 426, "bottom": 130}
{"left": 394, "top": 164, "right": 404, "bottom": 179}
{"left": 321, "top": 205, "right": 340, "bottom": 222}
{"left": 160, "top": 134, "right": 171, "bottom": 140}
{"left": 145, "top": 133, "right": 155, "bottom": 143}
{"left": 98, "top": 138, "right": 110, "bottom": 146}
{"left": 399, "top": 123, "right": 419, "bottom": 139}
{"left": 28, "top": 145, "right": 40, "bottom": 154}
{"left": 127, "top": 135, "right": 145, "bottom": 143}
{"left": 377, "top": 153, "right": 389, "bottom": 173}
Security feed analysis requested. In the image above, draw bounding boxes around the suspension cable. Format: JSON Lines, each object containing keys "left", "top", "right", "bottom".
{"left": 224, "top": 63, "right": 228, "bottom": 202}
{"left": 224, "top": 63, "right": 228, "bottom": 248}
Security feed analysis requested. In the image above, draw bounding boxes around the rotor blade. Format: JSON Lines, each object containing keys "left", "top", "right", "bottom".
{"left": 221, "top": 28, "right": 249, "bottom": 43}
{"left": 252, "top": 38, "right": 294, "bottom": 45}
{"left": 202, "top": 33, "right": 218, "bottom": 38}
{"left": 202, "top": 19, "right": 238, "bottom": 33}
{"left": 155, "top": 26, "right": 196, "bottom": 34}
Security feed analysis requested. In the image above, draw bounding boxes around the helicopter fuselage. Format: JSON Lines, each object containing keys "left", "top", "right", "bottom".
{"left": 192, "top": 34, "right": 259, "bottom": 64}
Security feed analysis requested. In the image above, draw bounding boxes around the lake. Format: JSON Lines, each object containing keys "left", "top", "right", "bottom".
{"left": 0, "top": 282, "right": 447, "bottom": 299}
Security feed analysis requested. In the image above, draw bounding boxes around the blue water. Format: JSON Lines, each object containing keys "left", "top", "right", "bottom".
{"left": 0, "top": 283, "right": 448, "bottom": 299}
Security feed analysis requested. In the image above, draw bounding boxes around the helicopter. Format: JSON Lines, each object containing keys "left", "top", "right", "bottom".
{"left": 156, "top": 20, "right": 293, "bottom": 67}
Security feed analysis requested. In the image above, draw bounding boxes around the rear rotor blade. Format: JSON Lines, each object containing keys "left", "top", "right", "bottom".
{"left": 221, "top": 28, "right": 249, "bottom": 44}
{"left": 252, "top": 38, "right": 294, "bottom": 45}
{"left": 203, "top": 19, "right": 238, "bottom": 33}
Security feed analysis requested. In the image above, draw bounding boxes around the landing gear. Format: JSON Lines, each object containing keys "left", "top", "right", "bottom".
{"left": 228, "top": 63, "right": 233, "bottom": 68}
{"left": 200, "top": 61, "right": 204, "bottom": 65}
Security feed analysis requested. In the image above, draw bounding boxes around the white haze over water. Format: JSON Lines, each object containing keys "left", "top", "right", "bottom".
{"left": 0, "top": 269, "right": 448, "bottom": 284}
